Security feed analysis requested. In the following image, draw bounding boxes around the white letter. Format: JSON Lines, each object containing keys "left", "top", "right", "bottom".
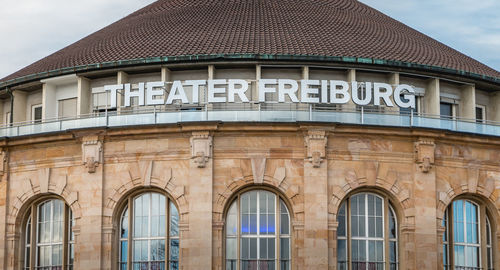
{"left": 146, "top": 81, "right": 165, "bottom": 105}
{"left": 259, "top": 79, "right": 277, "bottom": 102}
{"left": 228, "top": 79, "right": 249, "bottom": 102}
{"left": 185, "top": 80, "right": 206, "bottom": 104}
{"left": 373, "top": 83, "right": 394, "bottom": 106}
{"left": 301, "top": 80, "right": 320, "bottom": 103}
{"left": 321, "top": 80, "right": 328, "bottom": 103}
{"left": 278, "top": 79, "right": 299, "bottom": 103}
{"left": 124, "top": 83, "right": 145, "bottom": 107}
{"left": 352, "top": 82, "right": 372, "bottom": 105}
{"left": 208, "top": 79, "right": 227, "bottom": 103}
{"left": 166, "top": 81, "right": 189, "bottom": 104}
{"left": 104, "top": 84, "right": 123, "bottom": 108}
{"left": 330, "top": 80, "right": 350, "bottom": 104}
{"left": 394, "top": 84, "right": 415, "bottom": 108}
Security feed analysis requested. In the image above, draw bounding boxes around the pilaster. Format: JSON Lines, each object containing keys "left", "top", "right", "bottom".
{"left": 424, "top": 78, "right": 440, "bottom": 116}
{"left": 460, "top": 84, "right": 476, "bottom": 120}
{"left": 303, "top": 128, "right": 329, "bottom": 269}
{"left": 186, "top": 131, "right": 213, "bottom": 269}
{"left": 413, "top": 137, "right": 437, "bottom": 269}
{"left": 74, "top": 132, "right": 105, "bottom": 270}
{"left": 0, "top": 148, "right": 8, "bottom": 270}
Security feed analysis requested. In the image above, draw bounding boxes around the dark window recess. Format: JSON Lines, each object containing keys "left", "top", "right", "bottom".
{"left": 475, "top": 107, "right": 484, "bottom": 123}
{"left": 440, "top": 103, "right": 453, "bottom": 119}
{"left": 33, "top": 106, "right": 42, "bottom": 123}
{"left": 399, "top": 95, "right": 415, "bottom": 115}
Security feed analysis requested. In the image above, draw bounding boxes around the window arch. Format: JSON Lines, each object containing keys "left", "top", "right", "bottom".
{"left": 23, "top": 198, "right": 74, "bottom": 270}
{"left": 118, "top": 191, "right": 179, "bottom": 270}
{"left": 337, "top": 192, "right": 398, "bottom": 270}
{"left": 442, "top": 198, "right": 495, "bottom": 270}
{"left": 225, "top": 189, "right": 291, "bottom": 270}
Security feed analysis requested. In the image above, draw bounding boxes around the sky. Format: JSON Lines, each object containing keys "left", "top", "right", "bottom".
{"left": 0, "top": 0, "right": 499, "bottom": 80}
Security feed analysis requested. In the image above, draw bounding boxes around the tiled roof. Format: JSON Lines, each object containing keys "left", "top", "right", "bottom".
{"left": 2, "top": 0, "right": 500, "bottom": 85}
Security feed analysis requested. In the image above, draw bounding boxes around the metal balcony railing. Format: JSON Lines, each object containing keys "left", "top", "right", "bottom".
{"left": 0, "top": 104, "right": 499, "bottom": 138}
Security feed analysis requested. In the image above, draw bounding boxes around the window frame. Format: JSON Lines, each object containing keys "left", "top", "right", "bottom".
{"left": 475, "top": 105, "right": 486, "bottom": 123}
{"left": 337, "top": 191, "right": 399, "bottom": 270}
{"left": 442, "top": 198, "right": 495, "bottom": 270}
{"left": 31, "top": 104, "right": 43, "bottom": 123}
{"left": 116, "top": 189, "right": 180, "bottom": 270}
{"left": 22, "top": 196, "right": 73, "bottom": 270}
{"left": 223, "top": 187, "right": 293, "bottom": 270}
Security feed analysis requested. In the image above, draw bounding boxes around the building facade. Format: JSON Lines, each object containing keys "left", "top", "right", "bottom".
{"left": 0, "top": 1, "right": 499, "bottom": 270}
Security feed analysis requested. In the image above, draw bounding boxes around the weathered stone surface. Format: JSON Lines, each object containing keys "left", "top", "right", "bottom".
{"left": 0, "top": 124, "right": 498, "bottom": 270}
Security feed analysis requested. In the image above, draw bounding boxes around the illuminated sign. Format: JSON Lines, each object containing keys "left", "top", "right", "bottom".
{"left": 104, "top": 79, "right": 415, "bottom": 108}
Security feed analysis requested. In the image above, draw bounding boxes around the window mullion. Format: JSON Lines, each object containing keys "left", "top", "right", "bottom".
{"left": 365, "top": 194, "right": 369, "bottom": 268}
{"left": 463, "top": 201, "right": 468, "bottom": 267}
{"left": 128, "top": 198, "right": 133, "bottom": 270}
{"left": 148, "top": 193, "right": 152, "bottom": 267}
{"left": 237, "top": 194, "right": 240, "bottom": 270}
{"left": 346, "top": 198, "right": 351, "bottom": 270}
{"left": 166, "top": 198, "right": 170, "bottom": 269}
{"left": 30, "top": 205, "right": 36, "bottom": 270}
{"left": 62, "top": 205, "right": 68, "bottom": 270}
{"left": 276, "top": 195, "right": 280, "bottom": 270}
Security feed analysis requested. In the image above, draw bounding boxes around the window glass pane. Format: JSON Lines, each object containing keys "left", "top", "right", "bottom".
{"left": 170, "top": 201, "right": 179, "bottom": 237}
{"left": 280, "top": 200, "right": 289, "bottom": 235}
{"left": 249, "top": 238, "right": 257, "bottom": 259}
{"left": 440, "top": 103, "right": 452, "bottom": 118}
{"left": 241, "top": 238, "right": 249, "bottom": 259}
{"left": 268, "top": 238, "right": 275, "bottom": 259}
{"left": 390, "top": 241, "right": 397, "bottom": 263}
{"left": 260, "top": 238, "right": 268, "bottom": 259}
{"left": 120, "top": 241, "right": 128, "bottom": 262}
{"left": 337, "top": 239, "right": 346, "bottom": 262}
{"left": 170, "top": 239, "right": 179, "bottom": 261}
{"left": 389, "top": 208, "right": 396, "bottom": 239}
{"left": 280, "top": 238, "right": 289, "bottom": 260}
{"left": 121, "top": 207, "right": 128, "bottom": 238}
{"left": 454, "top": 245, "right": 465, "bottom": 266}
{"left": 226, "top": 238, "right": 237, "bottom": 260}
{"left": 226, "top": 202, "right": 238, "bottom": 236}
{"left": 337, "top": 203, "right": 346, "bottom": 237}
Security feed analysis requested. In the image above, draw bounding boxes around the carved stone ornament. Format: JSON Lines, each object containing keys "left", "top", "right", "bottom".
{"left": 415, "top": 138, "right": 435, "bottom": 173}
{"left": 0, "top": 149, "right": 7, "bottom": 176}
{"left": 190, "top": 131, "right": 212, "bottom": 168}
{"left": 81, "top": 135, "right": 103, "bottom": 173}
{"left": 304, "top": 130, "right": 327, "bottom": 168}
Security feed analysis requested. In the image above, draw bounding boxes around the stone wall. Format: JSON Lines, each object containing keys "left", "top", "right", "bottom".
{"left": 0, "top": 123, "right": 499, "bottom": 270}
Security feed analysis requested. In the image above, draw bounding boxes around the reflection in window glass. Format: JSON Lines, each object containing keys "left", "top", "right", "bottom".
{"left": 119, "top": 192, "right": 179, "bottom": 270}
{"left": 452, "top": 200, "right": 480, "bottom": 269}
{"left": 36, "top": 199, "right": 64, "bottom": 269}
{"left": 226, "top": 190, "right": 290, "bottom": 270}
{"left": 337, "top": 193, "right": 397, "bottom": 270}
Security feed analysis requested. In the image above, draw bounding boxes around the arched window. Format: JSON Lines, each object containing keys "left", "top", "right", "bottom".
{"left": 225, "top": 189, "right": 291, "bottom": 270}
{"left": 23, "top": 198, "right": 74, "bottom": 270}
{"left": 337, "top": 192, "right": 398, "bottom": 270}
{"left": 118, "top": 191, "right": 179, "bottom": 270}
{"left": 442, "top": 199, "right": 494, "bottom": 270}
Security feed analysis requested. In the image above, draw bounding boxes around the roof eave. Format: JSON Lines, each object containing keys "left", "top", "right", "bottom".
{"left": 1, "top": 54, "right": 500, "bottom": 90}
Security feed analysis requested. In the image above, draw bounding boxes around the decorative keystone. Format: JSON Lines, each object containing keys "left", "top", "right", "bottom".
{"left": 304, "top": 130, "right": 327, "bottom": 168}
{"left": 81, "top": 135, "right": 103, "bottom": 173}
{"left": 415, "top": 138, "right": 435, "bottom": 173}
{"left": 190, "top": 131, "right": 212, "bottom": 168}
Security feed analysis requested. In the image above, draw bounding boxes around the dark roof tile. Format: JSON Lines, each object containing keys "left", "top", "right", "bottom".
{"left": 2, "top": 0, "right": 499, "bottom": 84}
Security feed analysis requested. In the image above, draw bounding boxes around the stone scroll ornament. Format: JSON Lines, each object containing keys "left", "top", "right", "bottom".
{"left": 190, "top": 131, "right": 212, "bottom": 168}
{"left": 81, "top": 135, "right": 103, "bottom": 173}
{"left": 304, "top": 130, "right": 327, "bottom": 168}
{"left": 415, "top": 138, "right": 435, "bottom": 173}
